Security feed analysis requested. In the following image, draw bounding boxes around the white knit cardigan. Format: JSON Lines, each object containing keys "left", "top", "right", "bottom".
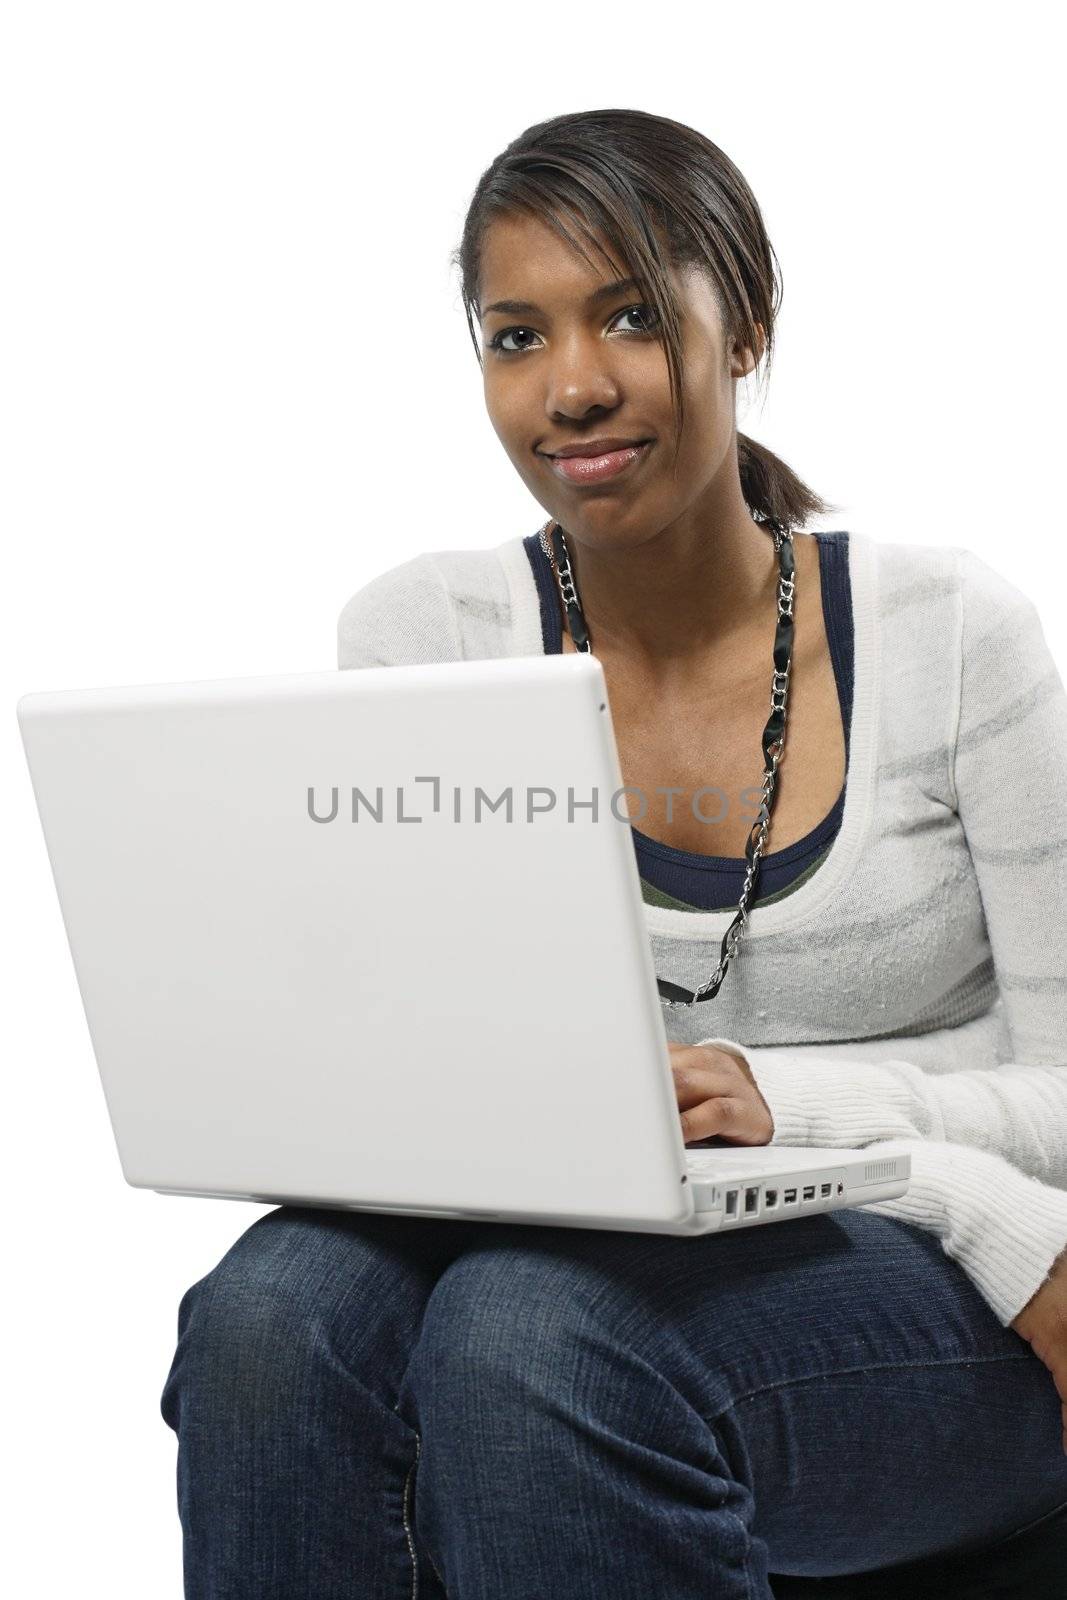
{"left": 338, "top": 528, "right": 1067, "bottom": 1327}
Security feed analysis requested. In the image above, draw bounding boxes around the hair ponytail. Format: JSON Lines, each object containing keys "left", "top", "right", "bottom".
{"left": 737, "top": 432, "right": 834, "bottom": 533}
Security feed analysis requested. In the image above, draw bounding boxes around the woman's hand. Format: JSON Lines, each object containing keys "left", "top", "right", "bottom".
{"left": 1010, "top": 1244, "right": 1067, "bottom": 1455}
{"left": 668, "top": 1042, "right": 775, "bottom": 1147}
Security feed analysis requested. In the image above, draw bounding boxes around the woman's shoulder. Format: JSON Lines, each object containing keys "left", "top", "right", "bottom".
{"left": 336, "top": 542, "right": 516, "bottom": 669}
{"left": 861, "top": 528, "right": 958, "bottom": 595}
{"left": 864, "top": 530, "right": 1043, "bottom": 634}
{"left": 858, "top": 531, "right": 1057, "bottom": 716}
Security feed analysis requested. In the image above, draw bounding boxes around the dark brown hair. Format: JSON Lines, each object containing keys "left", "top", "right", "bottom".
{"left": 451, "top": 107, "right": 835, "bottom": 534}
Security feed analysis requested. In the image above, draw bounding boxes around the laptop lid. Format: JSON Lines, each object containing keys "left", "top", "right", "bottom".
{"left": 17, "top": 656, "right": 699, "bottom": 1229}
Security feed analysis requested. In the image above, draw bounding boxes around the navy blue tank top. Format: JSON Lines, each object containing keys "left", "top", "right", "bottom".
{"left": 521, "top": 530, "right": 854, "bottom": 911}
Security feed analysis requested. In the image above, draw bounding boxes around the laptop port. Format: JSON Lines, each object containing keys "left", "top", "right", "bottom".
{"left": 820, "top": 1182, "right": 831, "bottom": 1197}
{"left": 784, "top": 1188, "right": 797, "bottom": 1204}
{"left": 725, "top": 1189, "right": 738, "bottom": 1216}
{"left": 802, "top": 1185, "right": 816, "bottom": 1200}
{"left": 744, "top": 1186, "right": 759, "bottom": 1214}
{"left": 764, "top": 1189, "right": 778, "bottom": 1208}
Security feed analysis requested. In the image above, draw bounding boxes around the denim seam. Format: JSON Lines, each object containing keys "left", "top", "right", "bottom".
{"left": 400, "top": 1433, "right": 421, "bottom": 1600}
{"left": 705, "top": 1348, "right": 1035, "bottom": 1422}
{"left": 998, "top": 1494, "right": 1067, "bottom": 1545}
{"left": 700, "top": 1356, "right": 1043, "bottom": 1580}
{"left": 724, "top": 1504, "right": 758, "bottom": 1600}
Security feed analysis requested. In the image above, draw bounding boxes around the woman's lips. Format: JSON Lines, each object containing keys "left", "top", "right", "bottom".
{"left": 544, "top": 441, "right": 652, "bottom": 484}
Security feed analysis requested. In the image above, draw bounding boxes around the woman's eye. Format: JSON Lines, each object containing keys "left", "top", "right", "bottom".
{"left": 487, "top": 303, "right": 661, "bottom": 355}
{"left": 616, "top": 303, "right": 661, "bottom": 335}
{"left": 488, "top": 325, "right": 539, "bottom": 355}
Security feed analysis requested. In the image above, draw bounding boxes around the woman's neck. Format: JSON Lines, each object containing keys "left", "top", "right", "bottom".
{"left": 548, "top": 512, "right": 786, "bottom": 673}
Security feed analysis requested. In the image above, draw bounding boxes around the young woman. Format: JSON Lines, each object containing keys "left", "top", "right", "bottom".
{"left": 160, "top": 108, "right": 1067, "bottom": 1597}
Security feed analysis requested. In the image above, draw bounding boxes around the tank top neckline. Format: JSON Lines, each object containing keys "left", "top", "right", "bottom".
{"left": 520, "top": 528, "right": 853, "bottom": 873}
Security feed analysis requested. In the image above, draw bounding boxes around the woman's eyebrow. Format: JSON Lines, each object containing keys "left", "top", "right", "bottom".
{"left": 482, "top": 277, "right": 643, "bottom": 317}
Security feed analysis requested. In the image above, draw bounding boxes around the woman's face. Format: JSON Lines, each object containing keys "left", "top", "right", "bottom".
{"left": 477, "top": 209, "right": 759, "bottom": 545}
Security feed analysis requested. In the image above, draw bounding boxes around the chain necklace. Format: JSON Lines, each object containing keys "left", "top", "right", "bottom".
{"left": 538, "top": 518, "right": 796, "bottom": 1009}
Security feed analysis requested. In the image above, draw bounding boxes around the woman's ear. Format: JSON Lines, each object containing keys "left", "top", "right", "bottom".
{"left": 729, "top": 321, "right": 766, "bottom": 378}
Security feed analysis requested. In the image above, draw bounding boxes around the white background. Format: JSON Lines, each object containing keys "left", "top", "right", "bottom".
{"left": 3, "top": 2, "right": 1064, "bottom": 1591}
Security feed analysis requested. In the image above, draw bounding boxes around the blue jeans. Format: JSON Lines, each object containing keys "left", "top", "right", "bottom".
{"left": 159, "top": 1204, "right": 1067, "bottom": 1598}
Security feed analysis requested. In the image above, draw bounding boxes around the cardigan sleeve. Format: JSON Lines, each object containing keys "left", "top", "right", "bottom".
{"left": 337, "top": 553, "right": 462, "bottom": 669}
{"left": 697, "top": 548, "right": 1067, "bottom": 1327}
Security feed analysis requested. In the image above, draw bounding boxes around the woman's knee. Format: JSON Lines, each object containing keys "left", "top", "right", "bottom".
{"left": 159, "top": 1205, "right": 444, "bottom": 1433}
{"left": 400, "top": 1230, "right": 635, "bottom": 1433}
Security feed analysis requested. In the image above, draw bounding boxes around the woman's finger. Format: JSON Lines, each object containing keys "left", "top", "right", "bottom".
{"left": 679, "top": 1093, "right": 757, "bottom": 1145}
{"left": 670, "top": 1048, "right": 775, "bottom": 1144}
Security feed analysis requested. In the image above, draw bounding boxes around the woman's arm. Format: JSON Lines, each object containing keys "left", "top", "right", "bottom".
{"left": 697, "top": 1041, "right": 1067, "bottom": 1186}
{"left": 700, "top": 548, "right": 1067, "bottom": 1177}
{"left": 858, "top": 1138, "right": 1067, "bottom": 1329}
{"left": 699, "top": 547, "right": 1067, "bottom": 1325}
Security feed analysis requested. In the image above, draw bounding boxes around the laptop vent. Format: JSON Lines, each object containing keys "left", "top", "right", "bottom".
{"left": 864, "top": 1158, "right": 899, "bottom": 1182}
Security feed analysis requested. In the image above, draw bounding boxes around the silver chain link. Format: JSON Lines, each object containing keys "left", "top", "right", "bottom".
{"left": 539, "top": 518, "right": 795, "bottom": 1008}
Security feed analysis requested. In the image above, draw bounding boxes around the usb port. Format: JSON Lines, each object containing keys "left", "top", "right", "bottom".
{"left": 764, "top": 1189, "right": 778, "bottom": 1208}
{"left": 725, "top": 1189, "right": 738, "bottom": 1216}
{"left": 784, "top": 1188, "right": 797, "bottom": 1204}
{"left": 820, "top": 1182, "right": 831, "bottom": 1197}
{"left": 744, "top": 1186, "right": 759, "bottom": 1214}
{"left": 803, "top": 1185, "right": 816, "bottom": 1201}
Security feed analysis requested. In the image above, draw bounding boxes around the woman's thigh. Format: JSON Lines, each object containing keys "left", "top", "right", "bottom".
{"left": 403, "top": 1206, "right": 1067, "bottom": 1578}
{"left": 161, "top": 1202, "right": 493, "bottom": 1414}
{"left": 158, "top": 1203, "right": 495, "bottom": 1598}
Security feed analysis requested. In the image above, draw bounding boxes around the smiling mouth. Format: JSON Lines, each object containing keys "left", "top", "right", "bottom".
{"left": 541, "top": 439, "right": 653, "bottom": 459}
{"left": 542, "top": 440, "right": 653, "bottom": 484}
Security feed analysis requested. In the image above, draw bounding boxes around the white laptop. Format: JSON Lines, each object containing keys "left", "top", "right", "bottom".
{"left": 15, "top": 653, "right": 909, "bottom": 1236}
